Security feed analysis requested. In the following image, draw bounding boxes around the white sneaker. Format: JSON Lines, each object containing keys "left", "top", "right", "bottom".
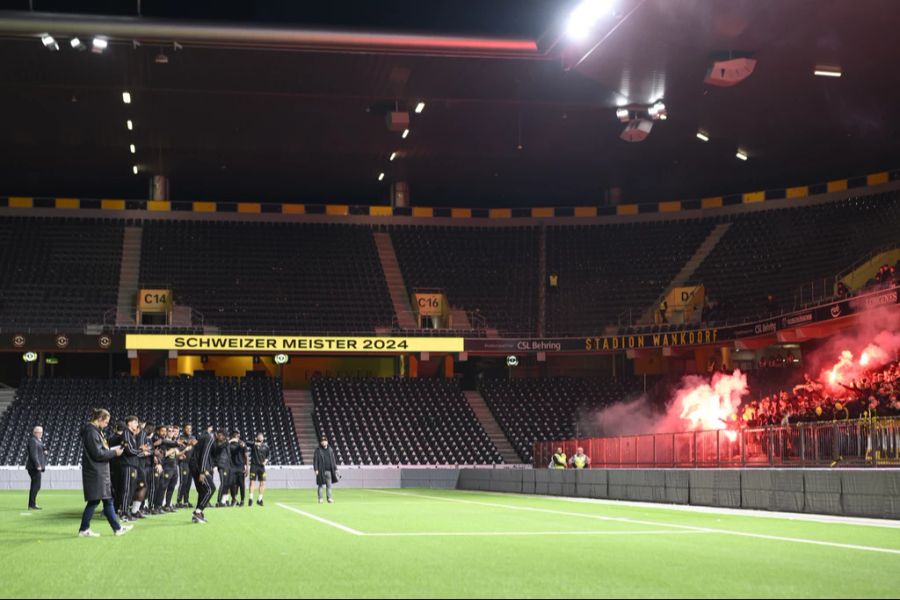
{"left": 78, "top": 529, "right": 100, "bottom": 537}
{"left": 327, "top": 499, "right": 334, "bottom": 504}
{"left": 114, "top": 525, "right": 133, "bottom": 536}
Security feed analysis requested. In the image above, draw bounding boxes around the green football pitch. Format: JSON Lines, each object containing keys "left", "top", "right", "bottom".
{"left": 2, "top": 487, "right": 899, "bottom": 598}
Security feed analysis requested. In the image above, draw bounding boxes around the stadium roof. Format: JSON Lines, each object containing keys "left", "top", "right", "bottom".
{"left": 0, "top": 0, "right": 898, "bottom": 207}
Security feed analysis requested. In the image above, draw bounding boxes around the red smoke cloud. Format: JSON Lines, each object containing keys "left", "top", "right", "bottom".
{"left": 592, "top": 306, "right": 899, "bottom": 437}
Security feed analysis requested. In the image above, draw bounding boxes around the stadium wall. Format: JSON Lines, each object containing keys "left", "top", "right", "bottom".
{"left": 456, "top": 468, "right": 900, "bottom": 520}
{"left": 0, "top": 466, "right": 461, "bottom": 491}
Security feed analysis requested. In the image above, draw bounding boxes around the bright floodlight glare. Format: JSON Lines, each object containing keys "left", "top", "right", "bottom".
{"left": 41, "top": 34, "right": 59, "bottom": 51}
{"left": 696, "top": 131, "right": 710, "bottom": 142}
{"left": 736, "top": 150, "right": 748, "bottom": 161}
{"left": 122, "top": 91, "right": 131, "bottom": 104}
{"left": 70, "top": 37, "right": 86, "bottom": 50}
{"left": 129, "top": 144, "right": 136, "bottom": 154}
{"left": 616, "top": 108, "right": 629, "bottom": 120}
{"left": 814, "top": 68, "right": 841, "bottom": 78}
{"left": 126, "top": 119, "right": 133, "bottom": 130}
{"left": 132, "top": 165, "right": 139, "bottom": 175}
{"left": 415, "top": 102, "right": 426, "bottom": 114}
{"left": 566, "top": 0, "right": 614, "bottom": 40}
{"left": 92, "top": 37, "right": 108, "bottom": 53}
{"left": 402, "top": 129, "right": 409, "bottom": 139}
{"left": 389, "top": 152, "right": 397, "bottom": 161}
{"left": 378, "top": 172, "right": 385, "bottom": 181}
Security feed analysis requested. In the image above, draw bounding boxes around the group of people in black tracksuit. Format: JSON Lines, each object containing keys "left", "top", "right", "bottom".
{"left": 82, "top": 414, "right": 271, "bottom": 527}
{"left": 106, "top": 417, "right": 194, "bottom": 522}
{"left": 187, "top": 427, "right": 270, "bottom": 524}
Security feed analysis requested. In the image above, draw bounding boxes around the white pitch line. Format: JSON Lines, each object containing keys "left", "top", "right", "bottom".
{"left": 470, "top": 489, "right": 900, "bottom": 530}
{"left": 363, "top": 530, "right": 710, "bottom": 538}
{"left": 370, "top": 490, "right": 900, "bottom": 556}
{"left": 277, "top": 503, "right": 364, "bottom": 536}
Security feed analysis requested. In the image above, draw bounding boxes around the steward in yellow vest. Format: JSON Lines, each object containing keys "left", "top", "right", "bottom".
{"left": 569, "top": 447, "right": 590, "bottom": 469}
{"left": 550, "top": 448, "right": 567, "bottom": 469}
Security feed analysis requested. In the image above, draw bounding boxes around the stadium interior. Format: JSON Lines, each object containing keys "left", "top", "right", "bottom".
{"left": 0, "top": 1, "right": 899, "bottom": 597}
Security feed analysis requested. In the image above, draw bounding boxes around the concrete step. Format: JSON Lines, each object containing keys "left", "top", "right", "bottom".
{"left": 283, "top": 389, "right": 318, "bottom": 463}
{"left": 463, "top": 390, "right": 523, "bottom": 464}
{"left": 638, "top": 222, "right": 733, "bottom": 325}
{"left": 373, "top": 231, "right": 418, "bottom": 330}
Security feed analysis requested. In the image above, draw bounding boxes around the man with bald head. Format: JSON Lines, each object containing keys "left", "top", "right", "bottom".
{"left": 26, "top": 425, "right": 48, "bottom": 510}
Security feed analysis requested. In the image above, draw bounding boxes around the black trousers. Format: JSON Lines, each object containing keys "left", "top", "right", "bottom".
{"left": 177, "top": 465, "right": 192, "bottom": 504}
{"left": 216, "top": 467, "right": 230, "bottom": 504}
{"left": 147, "top": 470, "right": 159, "bottom": 509}
{"left": 231, "top": 471, "right": 245, "bottom": 503}
{"left": 120, "top": 466, "right": 138, "bottom": 514}
{"left": 155, "top": 469, "right": 178, "bottom": 507}
{"left": 27, "top": 468, "right": 41, "bottom": 507}
{"left": 192, "top": 468, "right": 215, "bottom": 512}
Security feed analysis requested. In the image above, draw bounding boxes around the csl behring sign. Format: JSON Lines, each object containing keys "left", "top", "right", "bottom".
{"left": 125, "top": 334, "right": 465, "bottom": 354}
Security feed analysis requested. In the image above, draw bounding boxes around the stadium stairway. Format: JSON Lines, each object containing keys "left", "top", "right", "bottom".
{"left": 373, "top": 231, "right": 417, "bottom": 330}
{"left": 115, "top": 225, "right": 143, "bottom": 326}
{"left": 284, "top": 389, "right": 316, "bottom": 463}
{"left": 0, "top": 386, "right": 15, "bottom": 420}
{"left": 463, "top": 390, "right": 522, "bottom": 464}
{"left": 640, "top": 222, "right": 732, "bottom": 324}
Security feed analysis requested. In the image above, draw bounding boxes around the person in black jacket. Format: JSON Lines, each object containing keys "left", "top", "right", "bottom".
{"left": 189, "top": 426, "right": 216, "bottom": 524}
{"left": 313, "top": 436, "right": 338, "bottom": 504}
{"left": 25, "top": 425, "right": 48, "bottom": 510}
{"left": 228, "top": 431, "right": 248, "bottom": 507}
{"left": 247, "top": 433, "right": 269, "bottom": 507}
{"left": 120, "top": 416, "right": 147, "bottom": 521}
{"left": 78, "top": 408, "right": 130, "bottom": 537}
{"left": 213, "top": 430, "right": 232, "bottom": 507}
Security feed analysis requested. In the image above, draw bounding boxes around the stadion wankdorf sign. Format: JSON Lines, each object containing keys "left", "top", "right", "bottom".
{"left": 125, "top": 334, "right": 465, "bottom": 353}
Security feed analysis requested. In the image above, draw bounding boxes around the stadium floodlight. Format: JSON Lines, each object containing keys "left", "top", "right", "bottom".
{"left": 616, "top": 107, "right": 630, "bottom": 122}
{"left": 122, "top": 91, "right": 132, "bottom": 104}
{"left": 414, "top": 102, "right": 426, "bottom": 114}
{"left": 126, "top": 119, "right": 133, "bottom": 130}
{"left": 401, "top": 129, "right": 410, "bottom": 139}
{"left": 814, "top": 66, "right": 841, "bottom": 78}
{"left": 696, "top": 131, "right": 710, "bottom": 142}
{"left": 389, "top": 152, "right": 397, "bottom": 161}
{"left": 648, "top": 101, "right": 666, "bottom": 121}
{"left": 129, "top": 144, "right": 136, "bottom": 154}
{"left": 378, "top": 172, "right": 385, "bottom": 181}
{"left": 41, "top": 34, "right": 59, "bottom": 51}
{"left": 132, "top": 165, "right": 139, "bottom": 175}
{"left": 506, "top": 355, "right": 519, "bottom": 367}
{"left": 566, "top": 0, "right": 615, "bottom": 41}
{"left": 736, "top": 150, "right": 748, "bottom": 161}
{"left": 70, "top": 37, "right": 86, "bottom": 51}
{"left": 274, "top": 353, "right": 289, "bottom": 365}
{"left": 22, "top": 351, "right": 38, "bottom": 363}
{"left": 91, "top": 37, "right": 108, "bottom": 54}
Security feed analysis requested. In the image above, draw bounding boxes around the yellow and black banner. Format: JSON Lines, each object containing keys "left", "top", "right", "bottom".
{"left": 125, "top": 334, "right": 464, "bottom": 353}
{"left": 584, "top": 329, "right": 722, "bottom": 352}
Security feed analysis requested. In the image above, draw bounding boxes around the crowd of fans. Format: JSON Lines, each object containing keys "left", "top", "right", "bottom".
{"left": 871, "top": 262, "right": 900, "bottom": 289}
{"left": 738, "top": 361, "right": 900, "bottom": 427}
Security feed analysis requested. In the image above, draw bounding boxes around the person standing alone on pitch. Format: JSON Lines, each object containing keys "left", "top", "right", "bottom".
{"left": 248, "top": 432, "right": 269, "bottom": 507}
{"left": 314, "top": 436, "right": 338, "bottom": 504}
{"left": 25, "top": 425, "right": 48, "bottom": 510}
{"left": 78, "top": 408, "right": 130, "bottom": 537}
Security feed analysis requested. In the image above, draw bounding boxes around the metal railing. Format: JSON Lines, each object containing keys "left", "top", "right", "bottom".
{"left": 534, "top": 417, "right": 900, "bottom": 469}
